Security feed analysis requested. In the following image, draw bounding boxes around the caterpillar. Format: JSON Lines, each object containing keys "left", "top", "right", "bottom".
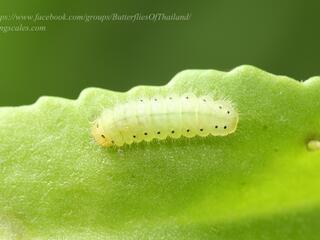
{"left": 92, "top": 93, "right": 239, "bottom": 147}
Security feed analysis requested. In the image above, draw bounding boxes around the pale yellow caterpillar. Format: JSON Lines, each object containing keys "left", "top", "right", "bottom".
{"left": 92, "top": 93, "right": 239, "bottom": 147}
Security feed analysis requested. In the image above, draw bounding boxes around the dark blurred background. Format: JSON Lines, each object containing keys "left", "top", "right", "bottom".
{"left": 0, "top": 0, "right": 319, "bottom": 106}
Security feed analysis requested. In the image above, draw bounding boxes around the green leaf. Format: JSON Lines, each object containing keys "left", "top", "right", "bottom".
{"left": 1, "top": 65, "right": 320, "bottom": 239}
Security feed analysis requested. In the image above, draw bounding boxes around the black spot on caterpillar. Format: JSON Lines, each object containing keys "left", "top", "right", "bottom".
{"left": 92, "top": 93, "right": 239, "bottom": 147}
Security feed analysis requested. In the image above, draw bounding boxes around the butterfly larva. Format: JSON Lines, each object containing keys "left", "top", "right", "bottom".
{"left": 92, "top": 93, "right": 239, "bottom": 147}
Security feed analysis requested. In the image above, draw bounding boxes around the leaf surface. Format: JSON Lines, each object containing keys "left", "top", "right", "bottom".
{"left": 1, "top": 66, "right": 320, "bottom": 239}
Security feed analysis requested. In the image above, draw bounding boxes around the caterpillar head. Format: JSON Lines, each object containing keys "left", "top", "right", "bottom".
{"left": 91, "top": 119, "right": 114, "bottom": 147}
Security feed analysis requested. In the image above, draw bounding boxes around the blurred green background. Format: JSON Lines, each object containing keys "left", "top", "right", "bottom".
{"left": 0, "top": 0, "right": 319, "bottom": 106}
